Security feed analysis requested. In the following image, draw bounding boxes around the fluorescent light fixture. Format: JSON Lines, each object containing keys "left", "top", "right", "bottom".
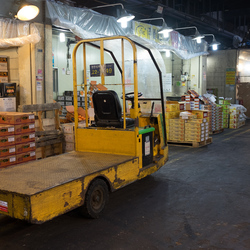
{"left": 60, "top": 33, "right": 65, "bottom": 42}
{"left": 175, "top": 26, "right": 204, "bottom": 43}
{"left": 204, "top": 34, "right": 221, "bottom": 50}
{"left": 16, "top": 2, "right": 39, "bottom": 21}
{"left": 91, "top": 3, "right": 135, "bottom": 28}
{"left": 138, "top": 18, "right": 173, "bottom": 38}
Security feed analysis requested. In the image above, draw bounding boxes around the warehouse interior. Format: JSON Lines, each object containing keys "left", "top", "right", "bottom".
{"left": 0, "top": 0, "right": 250, "bottom": 249}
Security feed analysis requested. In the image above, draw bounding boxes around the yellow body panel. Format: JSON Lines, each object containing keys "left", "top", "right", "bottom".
{"left": 76, "top": 128, "right": 137, "bottom": 156}
{"left": 30, "top": 180, "right": 83, "bottom": 223}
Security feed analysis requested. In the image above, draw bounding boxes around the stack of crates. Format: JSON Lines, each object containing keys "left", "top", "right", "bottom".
{"left": 165, "top": 102, "right": 180, "bottom": 140}
{"left": 57, "top": 91, "right": 89, "bottom": 117}
{"left": 201, "top": 104, "right": 212, "bottom": 132}
{"left": 0, "top": 124, "right": 16, "bottom": 168}
{"left": 218, "top": 98, "right": 230, "bottom": 128}
{"left": 61, "top": 123, "right": 75, "bottom": 152}
{"left": 0, "top": 112, "right": 36, "bottom": 168}
{"left": 169, "top": 118, "right": 185, "bottom": 141}
{"left": 185, "top": 118, "right": 209, "bottom": 142}
{"left": 229, "top": 105, "right": 246, "bottom": 129}
{"left": 211, "top": 104, "right": 223, "bottom": 132}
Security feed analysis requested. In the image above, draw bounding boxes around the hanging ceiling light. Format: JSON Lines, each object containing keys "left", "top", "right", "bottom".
{"left": 165, "top": 49, "right": 170, "bottom": 57}
{"left": 16, "top": 1, "right": 39, "bottom": 21}
{"left": 193, "top": 29, "right": 205, "bottom": 43}
{"left": 91, "top": 3, "right": 135, "bottom": 28}
{"left": 175, "top": 26, "right": 204, "bottom": 43}
{"left": 117, "top": 9, "right": 135, "bottom": 28}
{"left": 204, "top": 34, "right": 221, "bottom": 50}
{"left": 138, "top": 17, "right": 173, "bottom": 38}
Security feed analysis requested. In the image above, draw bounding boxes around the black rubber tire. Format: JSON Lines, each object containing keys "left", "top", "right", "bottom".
{"left": 82, "top": 179, "right": 109, "bottom": 219}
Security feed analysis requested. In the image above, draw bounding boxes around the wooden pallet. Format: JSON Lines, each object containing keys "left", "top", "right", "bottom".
{"left": 19, "top": 103, "right": 64, "bottom": 159}
{"left": 210, "top": 129, "right": 224, "bottom": 135}
{"left": 168, "top": 137, "right": 213, "bottom": 148}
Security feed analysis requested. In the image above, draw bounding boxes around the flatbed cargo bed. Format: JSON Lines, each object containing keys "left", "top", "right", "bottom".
{"left": 0, "top": 151, "right": 136, "bottom": 194}
{"left": 0, "top": 151, "right": 137, "bottom": 223}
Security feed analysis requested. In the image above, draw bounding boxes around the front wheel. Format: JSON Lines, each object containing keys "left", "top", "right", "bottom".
{"left": 82, "top": 179, "right": 109, "bottom": 219}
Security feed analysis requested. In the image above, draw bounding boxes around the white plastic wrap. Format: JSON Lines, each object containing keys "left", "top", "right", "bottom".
{"left": 0, "top": 18, "right": 41, "bottom": 48}
{"left": 230, "top": 104, "right": 247, "bottom": 113}
{"left": 46, "top": 0, "right": 208, "bottom": 60}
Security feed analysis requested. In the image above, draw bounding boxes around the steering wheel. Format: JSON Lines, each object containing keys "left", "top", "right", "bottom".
{"left": 121, "top": 92, "right": 143, "bottom": 108}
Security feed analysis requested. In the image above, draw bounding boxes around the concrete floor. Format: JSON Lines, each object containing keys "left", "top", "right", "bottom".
{"left": 0, "top": 120, "right": 250, "bottom": 250}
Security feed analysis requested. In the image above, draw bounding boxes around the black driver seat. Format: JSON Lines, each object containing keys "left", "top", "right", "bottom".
{"left": 92, "top": 90, "right": 135, "bottom": 128}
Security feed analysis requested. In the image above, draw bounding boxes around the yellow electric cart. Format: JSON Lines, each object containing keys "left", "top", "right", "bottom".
{"left": 0, "top": 36, "right": 168, "bottom": 223}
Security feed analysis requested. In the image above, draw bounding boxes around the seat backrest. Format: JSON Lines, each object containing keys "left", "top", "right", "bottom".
{"left": 92, "top": 90, "right": 122, "bottom": 124}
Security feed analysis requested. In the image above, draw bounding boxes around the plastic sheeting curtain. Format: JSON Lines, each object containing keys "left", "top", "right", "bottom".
{"left": 46, "top": 0, "right": 208, "bottom": 60}
{"left": 0, "top": 18, "right": 41, "bottom": 48}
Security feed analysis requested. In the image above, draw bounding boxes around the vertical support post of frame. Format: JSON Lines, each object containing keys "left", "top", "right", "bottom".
{"left": 100, "top": 39, "right": 105, "bottom": 85}
{"left": 83, "top": 42, "right": 88, "bottom": 128}
{"left": 121, "top": 39, "right": 126, "bottom": 129}
{"left": 73, "top": 43, "right": 79, "bottom": 150}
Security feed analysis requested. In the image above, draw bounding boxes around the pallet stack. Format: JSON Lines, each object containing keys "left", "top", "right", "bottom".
{"left": 168, "top": 116, "right": 211, "bottom": 147}
{"left": 169, "top": 118, "right": 185, "bottom": 141}
{"left": 0, "top": 112, "right": 36, "bottom": 169}
{"left": 165, "top": 102, "right": 180, "bottom": 140}
{"left": 229, "top": 105, "right": 246, "bottom": 129}
{"left": 185, "top": 119, "right": 209, "bottom": 142}
{"left": 218, "top": 98, "right": 230, "bottom": 128}
{"left": 211, "top": 104, "right": 223, "bottom": 132}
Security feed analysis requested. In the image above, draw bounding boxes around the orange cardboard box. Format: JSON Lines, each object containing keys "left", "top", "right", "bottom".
{"left": 0, "top": 155, "right": 16, "bottom": 168}
{"left": 0, "top": 145, "right": 16, "bottom": 157}
{"left": 0, "top": 112, "right": 35, "bottom": 125}
{"left": 0, "top": 124, "right": 15, "bottom": 136}
{"left": 15, "top": 132, "right": 35, "bottom": 145}
{"left": 14, "top": 123, "right": 35, "bottom": 135}
{"left": 16, "top": 151, "right": 36, "bottom": 164}
{"left": 0, "top": 135, "right": 15, "bottom": 147}
{"left": 66, "top": 106, "right": 86, "bottom": 122}
{"left": 15, "top": 142, "right": 36, "bottom": 154}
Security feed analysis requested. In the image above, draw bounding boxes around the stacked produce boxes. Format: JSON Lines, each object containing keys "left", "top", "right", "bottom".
{"left": 168, "top": 116, "right": 209, "bottom": 143}
{"left": 229, "top": 105, "right": 247, "bottom": 129}
{"left": 218, "top": 98, "right": 230, "bottom": 128}
{"left": 165, "top": 102, "right": 180, "bottom": 140}
{"left": 211, "top": 104, "right": 223, "bottom": 132}
{"left": 169, "top": 118, "right": 185, "bottom": 141}
{"left": 0, "top": 112, "right": 36, "bottom": 168}
{"left": 185, "top": 118, "right": 209, "bottom": 142}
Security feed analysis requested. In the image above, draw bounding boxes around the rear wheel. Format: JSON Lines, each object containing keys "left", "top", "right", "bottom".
{"left": 82, "top": 179, "right": 109, "bottom": 219}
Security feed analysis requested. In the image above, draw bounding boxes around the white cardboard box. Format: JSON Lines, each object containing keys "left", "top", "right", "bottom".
{"left": 0, "top": 97, "right": 16, "bottom": 111}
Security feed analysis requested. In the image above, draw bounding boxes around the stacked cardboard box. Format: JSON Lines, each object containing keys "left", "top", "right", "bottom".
{"left": 218, "top": 98, "right": 230, "bottom": 128}
{"left": 165, "top": 102, "right": 180, "bottom": 140}
{"left": 0, "top": 124, "right": 16, "bottom": 168}
{"left": 169, "top": 118, "right": 185, "bottom": 141}
{"left": 221, "top": 105, "right": 229, "bottom": 128}
{"left": 179, "top": 101, "right": 191, "bottom": 111}
{"left": 168, "top": 117, "right": 209, "bottom": 143}
{"left": 0, "top": 112, "right": 36, "bottom": 168}
{"left": 57, "top": 90, "right": 89, "bottom": 117}
{"left": 185, "top": 118, "right": 209, "bottom": 142}
{"left": 61, "top": 123, "right": 75, "bottom": 152}
{"left": 229, "top": 105, "right": 246, "bottom": 129}
{"left": 210, "top": 104, "right": 223, "bottom": 132}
